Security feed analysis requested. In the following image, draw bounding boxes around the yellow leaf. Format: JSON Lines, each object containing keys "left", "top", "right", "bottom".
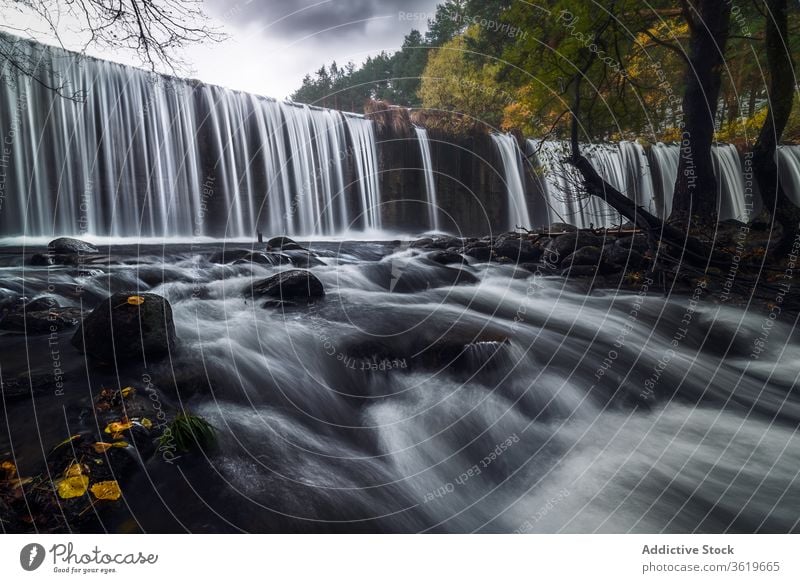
{"left": 93, "top": 442, "right": 113, "bottom": 453}
{"left": 1, "top": 460, "right": 16, "bottom": 478}
{"left": 120, "top": 387, "right": 135, "bottom": 398}
{"left": 57, "top": 475, "right": 89, "bottom": 499}
{"left": 127, "top": 295, "right": 145, "bottom": 306}
{"left": 140, "top": 418, "right": 153, "bottom": 430}
{"left": 64, "top": 461, "right": 84, "bottom": 478}
{"left": 112, "top": 441, "right": 129, "bottom": 448}
{"left": 90, "top": 480, "right": 121, "bottom": 501}
{"left": 104, "top": 419, "right": 133, "bottom": 435}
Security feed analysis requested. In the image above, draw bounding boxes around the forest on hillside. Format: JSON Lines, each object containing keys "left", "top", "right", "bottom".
{"left": 291, "top": 0, "right": 800, "bottom": 144}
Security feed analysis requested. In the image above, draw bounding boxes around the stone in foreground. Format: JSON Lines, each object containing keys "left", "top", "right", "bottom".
{"left": 71, "top": 292, "right": 176, "bottom": 364}
{"left": 245, "top": 270, "right": 325, "bottom": 303}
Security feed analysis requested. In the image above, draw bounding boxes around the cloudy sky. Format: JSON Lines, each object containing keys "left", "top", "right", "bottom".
{"left": 3, "top": 0, "right": 442, "bottom": 99}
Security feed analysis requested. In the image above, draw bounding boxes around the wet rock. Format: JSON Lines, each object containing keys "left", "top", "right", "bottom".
{"left": 209, "top": 249, "right": 256, "bottom": 264}
{"left": 547, "top": 222, "right": 578, "bottom": 233}
{"left": 0, "top": 289, "right": 19, "bottom": 312}
{"left": 25, "top": 296, "right": 60, "bottom": 312}
{"left": 410, "top": 237, "right": 434, "bottom": 249}
{"left": 428, "top": 250, "right": 465, "bottom": 265}
{"left": 232, "top": 251, "right": 292, "bottom": 267}
{"left": 561, "top": 265, "right": 599, "bottom": 278}
{"left": 0, "top": 307, "right": 82, "bottom": 334}
{"left": 283, "top": 249, "right": 325, "bottom": 268}
{"left": 29, "top": 253, "right": 55, "bottom": 266}
{"left": 562, "top": 246, "right": 602, "bottom": 267}
{"left": 493, "top": 239, "right": 542, "bottom": 263}
{"left": 387, "top": 266, "right": 478, "bottom": 293}
{"left": 48, "top": 237, "right": 98, "bottom": 255}
{"left": 547, "top": 232, "right": 604, "bottom": 261}
{"left": 602, "top": 245, "right": 648, "bottom": 270}
{"left": 615, "top": 233, "right": 650, "bottom": 254}
{"left": 463, "top": 242, "right": 493, "bottom": 261}
{"left": 71, "top": 292, "right": 177, "bottom": 364}
{"left": 267, "top": 236, "right": 306, "bottom": 251}
{"left": 245, "top": 270, "right": 325, "bottom": 303}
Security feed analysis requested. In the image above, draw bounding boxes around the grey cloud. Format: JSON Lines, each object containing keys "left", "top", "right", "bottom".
{"left": 209, "top": 0, "right": 440, "bottom": 38}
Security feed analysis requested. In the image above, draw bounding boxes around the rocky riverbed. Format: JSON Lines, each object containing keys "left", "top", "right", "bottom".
{"left": 1, "top": 233, "right": 798, "bottom": 533}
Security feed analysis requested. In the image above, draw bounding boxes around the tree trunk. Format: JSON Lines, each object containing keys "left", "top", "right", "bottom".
{"left": 752, "top": 0, "right": 799, "bottom": 254}
{"left": 670, "top": 1, "right": 732, "bottom": 223}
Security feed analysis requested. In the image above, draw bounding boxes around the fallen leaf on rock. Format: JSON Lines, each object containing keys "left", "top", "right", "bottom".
{"left": 104, "top": 418, "right": 133, "bottom": 436}
{"left": 93, "top": 442, "right": 113, "bottom": 454}
{"left": 126, "top": 296, "right": 145, "bottom": 306}
{"left": 120, "top": 387, "right": 135, "bottom": 398}
{"left": 64, "top": 461, "right": 85, "bottom": 478}
{"left": 140, "top": 418, "right": 153, "bottom": 430}
{"left": 0, "top": 460, "right": 16, "bottom": 479}
{"left": 90, "top": 480, "right": 121, "bottom": 501}
{"left": 57, "top": 475, "right": 89, "bottom": 499}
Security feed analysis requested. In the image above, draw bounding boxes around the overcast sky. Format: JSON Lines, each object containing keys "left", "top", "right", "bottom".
{"left": 2, "top": 0, "right": 442, "bottom": 100}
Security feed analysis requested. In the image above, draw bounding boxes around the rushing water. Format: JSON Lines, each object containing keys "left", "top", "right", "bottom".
{"left": 492, "top": 134, "right": 531, "bottom": 231}
{"left": 2, "top": 242, "right": 798, "bottom": 533}
{"left": 415, "top": 127, "right": 440, "bottom": 232}
{"left": 510, "top": 140, "right": 783, "bottom": 228}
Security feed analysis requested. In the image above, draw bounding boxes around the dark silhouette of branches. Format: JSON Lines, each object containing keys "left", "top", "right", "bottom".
{"left": 0, "top": 0, "right": 224, "bottom": 100}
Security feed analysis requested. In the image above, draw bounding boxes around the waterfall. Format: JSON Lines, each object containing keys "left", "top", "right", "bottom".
{"left": 492, "top": 133, "right": 531, "bottom": 230}
{"left": 530, "top": 140, "right": 772, "bottom": 226}
{"left": 777, "top": 145, "right": 800, "bottom": 207}
{"left": 0, "top": 33, "right": 381, "bottom": 238}
{"left": 415, "top": 127, "right": 440, "bottom": 231}
{"left": 713, "top": 144, "right": 751, "bottom": 221}
{"left": 648, "top": 143, "right": 759, "bottom": 222}
{"left": 650, "top": 142, "right": 679, "bottom": 217}
{"left": 345, "top": 116, "right": 382, "bottom": 231}
{"left": 529, "top": 141, "right": 632, "bottom": 228}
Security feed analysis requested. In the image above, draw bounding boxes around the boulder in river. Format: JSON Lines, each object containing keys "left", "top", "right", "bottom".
{"left": 602, "top": 245, "right": 648, "bottom": 270}
{"left": 25, "top": 296, "right": 60, "bottom": 312}
{"left": 615, "top": 233, "right": 650, "bottom": 254}
{"left": 561, "top": 246, "right": 602, "bottom": 267}
{"left": 245, "top": 270, "right": 325, "bottom": 303}
{"left": 267, "top": 236, "right": 306, "bottom": 251}
{"left": 71, "top": 292, "right": 177, "bottom": 364}
{"left": 547, "top": 232, "right": 604, "bottom": 262}
{"left": 463, "top": 242, "right": 493, "bottom": 261}
{"left": 48, "top": 237, "right": 98, "bottom": 255}
{"left": 28, "top": 253, "right": 55, "bottom": 266}
{"left": 0, "top": 307, "right": 82, "bottom": 334}
{"left": 493, "top": 238, "right": 542, "bottom": 263}
{"left": 209, "top": 249, "right": 255, "bottom": 264}
{"left": 428, "top": 250, "right": 465, "bottom": 265}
